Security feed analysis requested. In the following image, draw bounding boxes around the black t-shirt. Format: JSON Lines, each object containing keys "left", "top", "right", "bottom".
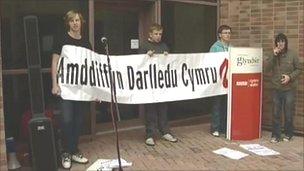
{"left": 52, "top": 32, "right": 92, "bottom": 55}
{"left": 138, "top": 40, "right": 169, "bottom": 54}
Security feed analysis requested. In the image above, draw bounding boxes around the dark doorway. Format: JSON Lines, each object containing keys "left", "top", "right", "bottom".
{"left": 161, "top": 0, "right": 218, "bottom": 120}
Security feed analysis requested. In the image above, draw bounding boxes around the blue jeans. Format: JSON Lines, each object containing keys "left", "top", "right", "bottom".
{"left": 272, "top": 89, "right": 295, "bottom": 139}
{"left": 211, "top": 95, "right": 227, "bottom": 133}
{"left": 144, "top": 103, "right": 170, "bottom": 138}
{"left": 61, "top": 100, "right": 89, "bottom": 154}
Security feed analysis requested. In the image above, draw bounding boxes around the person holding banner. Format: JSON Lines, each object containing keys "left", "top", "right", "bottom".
{"left": 209, "top": 25, "right": 232, "bottom": 137}
{"left": 51, "top": 10, "right": 91, "bottom": 169}
{"left": 138, "top": 23, "right": 178, "bottom": 146}
{"left": 265, "top": 33, "right": 302, "bottom": 143}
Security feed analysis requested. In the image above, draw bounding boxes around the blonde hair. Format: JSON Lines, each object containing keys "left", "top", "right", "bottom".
{"left": 63, "top": 10, "right": 85, "bottom": 31}
{"left": 149, "top": 23, "right": 163, "bottom": 33}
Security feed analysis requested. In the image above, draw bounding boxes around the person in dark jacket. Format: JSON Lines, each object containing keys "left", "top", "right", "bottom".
{"left": 265, "top": 33, "right": 302, "bottom": 143}
{"left": 138, "top": 23, "right": 177, "bottom": 146}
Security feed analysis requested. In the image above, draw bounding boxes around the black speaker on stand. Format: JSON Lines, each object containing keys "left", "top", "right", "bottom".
{"left": 23, "top": 15, "right": 58, "bottom": 171}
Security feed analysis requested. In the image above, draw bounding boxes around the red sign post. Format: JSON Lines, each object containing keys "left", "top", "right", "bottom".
{"left": 227, "top": 47, "right": 263, "bottom": 140}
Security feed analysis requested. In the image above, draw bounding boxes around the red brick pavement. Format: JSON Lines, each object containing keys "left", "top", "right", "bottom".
{"left": 71, "top": 123, "right": 303, "bottom": 171}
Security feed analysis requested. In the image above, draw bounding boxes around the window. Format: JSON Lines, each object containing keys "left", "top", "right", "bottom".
{"left": 94, "top": 1, "right": 141, "bottom": 124}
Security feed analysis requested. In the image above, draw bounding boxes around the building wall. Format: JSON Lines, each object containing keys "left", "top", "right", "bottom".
{"left": 220, "top": 0, "right": 304, "bottom": 132}
{"left": 0, "top": 18, "right": 8, "bottom": 171}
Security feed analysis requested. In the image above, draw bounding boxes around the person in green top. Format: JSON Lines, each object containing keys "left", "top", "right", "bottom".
{"left": 209, "top": 25, "right": 231, "bottom": 137}
{"left": 265, "top": 33, "right": 302, "bottom": 143}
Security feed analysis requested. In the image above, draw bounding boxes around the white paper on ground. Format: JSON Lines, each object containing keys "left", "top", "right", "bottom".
{"left": 109, "top": 158, "right": 132, "bottom": 168}
{"left": 213, "top": 147, "right": 249, "bottom": 160}
{"left": 240, "top": 144, "right": 280, "bottom": 156}
{"left": 86, "top": 158, "right": 132, "bottom": 171}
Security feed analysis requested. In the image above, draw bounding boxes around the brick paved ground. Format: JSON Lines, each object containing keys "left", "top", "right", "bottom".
{"left": 69, "top": 123, "right": 304, "bottom": 171}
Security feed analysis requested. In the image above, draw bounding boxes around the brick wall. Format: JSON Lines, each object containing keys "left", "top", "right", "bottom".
{"left": 0, "top": 18, "right": 8, "bottom": 171}
{"left": 220, "top": 0, "right": 304, "bottom": 133}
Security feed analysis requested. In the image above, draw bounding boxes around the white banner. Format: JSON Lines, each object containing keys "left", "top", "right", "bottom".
{"left": 58, "top": 45, "right": 228, "bottom": 104}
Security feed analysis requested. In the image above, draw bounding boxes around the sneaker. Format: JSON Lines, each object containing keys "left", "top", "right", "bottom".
{"left": 162, "top": 133, "right": 178, "bottom": 142}
{"left": 270, "top": 137, "right": 280, "bottom": 143}
{"left": 61, "top": 153, "right": 71, "bottom": 169}
{"left": 212, "top": 131, "right": 220, "bottom": 137}
{"left": 283, "top": 136, "right": 292, "bottom": 142}
{"left": 145, "top": 137, "right": 155, "bottom": 146}
{"left": 72, "top": 153, "right": 88, "bottom": 164}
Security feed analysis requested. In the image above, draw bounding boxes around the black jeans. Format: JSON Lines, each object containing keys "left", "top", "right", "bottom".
{"left": 272, "top": 89, "right": 295, "bottom": 139}
{"left": 144, "top": 103, "right": 170, "bottom": 138}
{"left": 61, "top": 99, "right": 89, "bottom": 154}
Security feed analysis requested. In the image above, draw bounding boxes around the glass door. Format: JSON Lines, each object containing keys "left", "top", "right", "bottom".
{"left": 161, "top": 0, "right": 218, "bottom": 120}
{"left": 93, "top": 0, "right": 156, "bottom": 132}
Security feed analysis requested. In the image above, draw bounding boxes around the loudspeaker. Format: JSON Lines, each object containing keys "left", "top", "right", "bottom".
{"left": 28, "top": 117, "right": 57, "bottom": 171}
{"left": 24, "top": 15, "right": 58, "bottom": 171}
